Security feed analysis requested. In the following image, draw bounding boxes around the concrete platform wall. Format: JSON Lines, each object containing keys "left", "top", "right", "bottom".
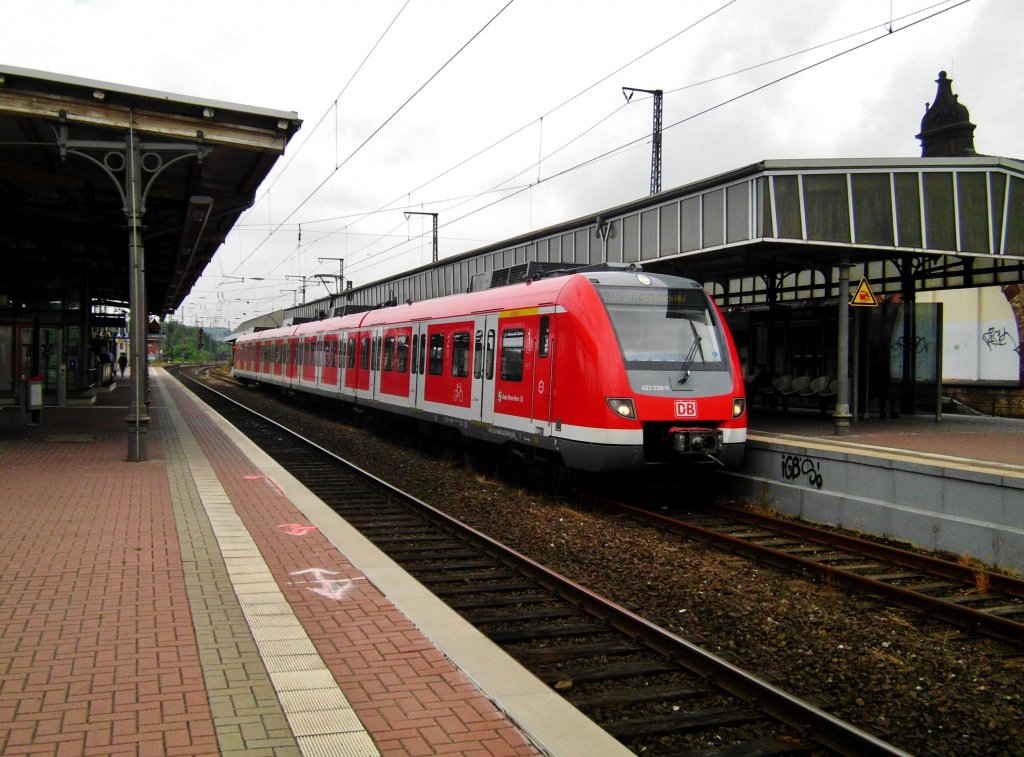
{"left": 720, "top": 437, "right": 1024, "bottom": 574}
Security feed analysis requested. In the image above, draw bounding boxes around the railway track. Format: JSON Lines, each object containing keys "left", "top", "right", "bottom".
{"left": 173, "top": 367, "right": 907, "bottom": 756}
{"left": 587, "top": 496, "right": 1024, "bottom": 646}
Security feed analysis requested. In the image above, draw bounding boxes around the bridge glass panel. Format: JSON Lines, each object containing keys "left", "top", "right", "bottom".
{"left": 990, "top": 174, "right": 1006, "bottom": 254}
{"left": 923, "top": 172, "right": 956, "bottom": 251}
{"left": 606, "top": 220, "right": 622, "bottom": 262}
{"left": 562, "top": 233, "right": 575, "bottom": 263}
{"left": 756, "top": 177, "right": 773, "bottom": 238}
{"left": 803, "top": 174, "right": 850, "bottom": 243}
{"left": 851, "top": 173, "right": 894, "bottom": 247}
{"left": 726, "top": 183, "right": 749, "bottom": 243}
{"left": 681, "top": 196, "right": 700, "bottom": 251}
{"left": 702, "top": 189, "right": 724, "bottom": 248}
{"left": 515, "top": 246, "right": 527, "bottom": 265}
{"left": 623, "top": 214, "right": 639, "bottom": 263}
{"left": 536, "top": 238, "right": 549, "bottom": 262}
{"left": 894, "top": 173, "right": 922, "bottom": 249}
{"left": 549, "top": 235, "right": 561, "bottom": 262}
{"left": 957, "top": 172, "right": 989, "bottom": 254}
{"left": 773, "top": 174, "right": 801, "bottom": 239}
{"left": 1006, "top": 177, "right": 1024, "bottom": 255}
{"left": 575, "top": 229, "right": 590, "bottom": 264}
{"left": 641, "top": 209, "right": 658, "bottom": 260}
{"left": 659, "top": 202, "right": 678, "bottom": 256}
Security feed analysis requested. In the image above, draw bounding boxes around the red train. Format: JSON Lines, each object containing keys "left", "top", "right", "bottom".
{"left": 232, "top": 266, "right": 746, "bottom": 471}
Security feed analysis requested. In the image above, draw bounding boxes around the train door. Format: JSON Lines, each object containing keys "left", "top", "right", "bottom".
{"left": 475, "top": 314, "right": 498, "bottom": 425}
{"left": 302, "top": 337, "right": 317, "bottom": 385}
{"left": 346, "top": 331, "right": 371, "bottom": 395}
{"left": 409, "top": 323, "right": 426, "bottom": 407}
{"left": 273, "top": 340, "right": 284, "bottom": 378}
{"left": 320, "top": 334, "right": 340, "bottom": 389}
{"left": 378, "top": 327, "right": 412, "bottom": 402}
{"left": 532, "top": 314, "right": 553, "bottom": 427}
{"left": 493, "top": 317, "right": 533, "bottom": 422}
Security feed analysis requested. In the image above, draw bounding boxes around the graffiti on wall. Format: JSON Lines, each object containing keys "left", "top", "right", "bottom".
{"left": 982, "top": 326, "right": 1021, "bottom": 355}
{"left": 780, "top": 453, "right": 823, "bottom": 490}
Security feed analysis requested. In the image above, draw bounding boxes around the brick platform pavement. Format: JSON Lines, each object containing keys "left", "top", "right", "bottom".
{"left": 1, "top": 372, "right": 628, "bottom": 757}
{"left": 0, "top": 398, "right": 219, "bottom": 755}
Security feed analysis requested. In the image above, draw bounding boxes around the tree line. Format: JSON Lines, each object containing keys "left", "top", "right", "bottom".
{"left": 157, "top": 321, "right": 232, "bottom": 363}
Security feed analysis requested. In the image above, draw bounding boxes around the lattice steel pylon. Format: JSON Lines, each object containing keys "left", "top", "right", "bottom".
{"left": 623, "top": 87, "right": 663, "bottom": 195}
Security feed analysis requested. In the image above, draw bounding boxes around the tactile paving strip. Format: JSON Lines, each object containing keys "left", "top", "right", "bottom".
{"left": 157, "top": 376, "right": 381, "bottom": 757}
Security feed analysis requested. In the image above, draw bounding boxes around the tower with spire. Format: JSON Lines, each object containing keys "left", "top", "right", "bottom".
{"left": 916, "top": 71, "right": 977, "bottom": 157}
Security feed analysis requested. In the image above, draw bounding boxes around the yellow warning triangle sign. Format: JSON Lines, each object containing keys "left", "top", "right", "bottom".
{"left": 850, "top": 277, "right": 878, "bottom": 307}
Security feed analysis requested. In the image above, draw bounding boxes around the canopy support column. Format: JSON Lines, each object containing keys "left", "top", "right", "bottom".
{"left": 56, "top": 112, "right": 211, "bottom": 461}
{"left": 834, "top": 256, "right": 853, "bottom": 436}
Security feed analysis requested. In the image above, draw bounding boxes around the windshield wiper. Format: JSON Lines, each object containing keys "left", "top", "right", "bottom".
{"left": 677, "top": 319, "right": 704, "bottom": 384}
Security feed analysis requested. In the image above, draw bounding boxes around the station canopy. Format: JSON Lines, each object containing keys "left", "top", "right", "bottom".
{"left": 293, "top": 155, "right": 1024, "bottom": 321}
{"left": 0, "top": 65, "right": 301, "bottom": 316}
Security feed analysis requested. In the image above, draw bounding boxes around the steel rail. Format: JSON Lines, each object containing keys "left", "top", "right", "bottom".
{"left": 590, "top": 496, "right": 1023, "bottom": 645}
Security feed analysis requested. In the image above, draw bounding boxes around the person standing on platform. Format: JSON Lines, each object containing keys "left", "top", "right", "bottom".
{"left": 118, "top": 351, "right": 128, "bottom": 377}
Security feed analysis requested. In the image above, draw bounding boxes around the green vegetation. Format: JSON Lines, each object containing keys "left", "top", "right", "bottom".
{"left": 158, "top": 321, "right": 232, "bottom": 363}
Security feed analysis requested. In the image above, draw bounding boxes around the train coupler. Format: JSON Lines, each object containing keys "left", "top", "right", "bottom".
{"left": 670, "top": 427, "right": 723, "bottom": 455}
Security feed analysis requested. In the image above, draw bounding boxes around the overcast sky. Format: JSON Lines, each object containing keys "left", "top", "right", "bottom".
{"left": 6, "top": 0, "right": 1021, "bottom": 328}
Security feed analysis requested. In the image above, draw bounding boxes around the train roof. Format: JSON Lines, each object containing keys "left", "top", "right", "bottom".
{"left": 235, "top": 269, "right": 702, "bottom": 342}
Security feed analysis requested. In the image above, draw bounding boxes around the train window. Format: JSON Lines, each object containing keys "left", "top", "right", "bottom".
{"left": 485, "top": 329, "right": 495, "bottom": 380}
{"left": 419, "top": 334, "right": 427, "bottom": 374}
{"left": 411, "top": 334, "right": 419, "bottom": 374}
{"left": 500, "top": 328, "right": 525, "bottom": 381}
{"left": 396, "top": 335, "right": 409, "bottom": 373}
{"left": 346, "top": 338, "right": 355, "bottom": 368}
{"left": 598, "top": 285, "right": 725, "bottom": 370}
{"left": 428, "top": 333, "right": 445, "bottom": 375}
{"left": 382, "top": 336, "right": 395, "bottom": 372}
{"left": 538, "top": 317, "right": 550, "bottom": 358}
{"left": 473, "top": 330, "right": 483, "bottom": 378}
{"left": 359, "top": 337, "right": 370, "bottom": 370}
{"left": 451, "top": 332, "right": 470, "bottom": 377}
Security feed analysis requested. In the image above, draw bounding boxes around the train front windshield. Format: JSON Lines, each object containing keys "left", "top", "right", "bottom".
{"left": 598, "top": 285, "right": 727, "bottom": 374}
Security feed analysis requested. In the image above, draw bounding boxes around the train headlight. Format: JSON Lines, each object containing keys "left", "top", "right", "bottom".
{"left": 607, "top": 398, "right": 637, "bottom": 420}
{"left": 732, "top": 397, "right": 746, "bottom": 418}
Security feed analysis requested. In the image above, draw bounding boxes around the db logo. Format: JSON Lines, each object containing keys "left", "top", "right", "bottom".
{"left": 674, "top": 400, "right": 698, "bottom": 418}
